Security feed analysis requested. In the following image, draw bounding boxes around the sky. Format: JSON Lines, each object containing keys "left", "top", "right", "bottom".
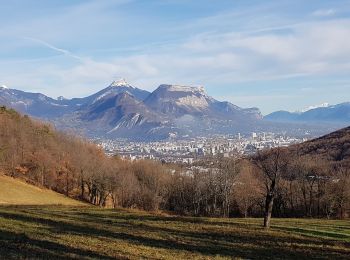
{"left": 0, "top": 0, "right": 350, "bottom": 114}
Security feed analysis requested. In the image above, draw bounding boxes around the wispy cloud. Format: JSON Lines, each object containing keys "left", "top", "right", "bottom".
{"left": 0, "top": 0, "right": 349, "bottom": 112}
{"left": 22, "top": 37, "right": 84, "bottom": 61}
{"left": 312, "top": 9, "right": 336, "bottom": 17}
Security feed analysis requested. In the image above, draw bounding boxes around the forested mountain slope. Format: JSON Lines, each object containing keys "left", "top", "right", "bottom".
{"left": 290, "top": 126, "right": 350, "bottom": 166}
{"left": 0, "top": 106, "right": 170, "bottom": 209}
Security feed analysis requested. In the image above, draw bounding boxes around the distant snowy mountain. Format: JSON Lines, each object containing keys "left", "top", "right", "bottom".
{"left": 76, "top": 83, "right": 262, "bottom": 140}
{"left": 144, "top": 84, "right": 262, "bottom": 120}
{"left": 144, "top": 84, "right": 212, "bottom": 116}
{"left": 61, "top": 78, "right": 150, "bottom": 108}
{"left": 80, "top": 91, "right": 165, "bottom": 138}
{"left": 0, "top": 86, "right": 75, "bottom": 118}
{"left": 3, "top": 79, "right": 342, "bottom": 141}
{"left": 300, "top": 102, "right": 330, "bottom": 113}
{"left": 89, "top": 78, "right": 150, "bottom": 104}
{"left": 265, "top": 102, "right": 350, "bottom": 123}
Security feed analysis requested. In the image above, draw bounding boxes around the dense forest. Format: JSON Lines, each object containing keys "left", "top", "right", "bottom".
{"left": 0, "top": 106, "right": 349, "bottom": 225}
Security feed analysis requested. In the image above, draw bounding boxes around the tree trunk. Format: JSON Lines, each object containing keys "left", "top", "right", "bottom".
{"left": 65, "top": 171, "right": 69, "bottom": 196}
{"left": 80, "top": 176, "right": 84, "bottom": 200}
{"left": 289, "top": 181, "right": 295, "bottom": 217}
{"left": 264, "top": 193, "right": 274, "bottom": 228}
{"left": 41, "top": 166, "right": 45, "bottom": 187}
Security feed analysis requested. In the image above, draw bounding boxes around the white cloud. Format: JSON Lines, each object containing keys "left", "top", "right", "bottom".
{"left": 182, "top": 19, "right": 350, "bottom": 79}
{"left": 3, "top": 18, "right": 350, "bottom": 99}
{"left": 312, "top": 9, "right": 336, "bottom": 17}
{"left": 1, "top": 1, "right": 350, "bottom": 111}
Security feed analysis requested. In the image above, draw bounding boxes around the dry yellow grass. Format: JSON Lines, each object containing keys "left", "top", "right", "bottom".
{"left": 0, "top": 174, "right": 349, "bottom": 259}
{"left": 0, "top": 174, "right": 85, "bottom": 206}
{"left": 0, "top": 206, "right": 349, "bottom": 259}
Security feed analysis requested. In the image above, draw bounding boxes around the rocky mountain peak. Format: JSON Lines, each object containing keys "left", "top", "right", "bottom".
{"left": 157, "top": 84, "right": 206, "bottom": 95}
{"left": 109, "top": 78, "right": 133, "bottom": 88}
{"left": 57, "top": 96, "right": 67, "bottom": 101}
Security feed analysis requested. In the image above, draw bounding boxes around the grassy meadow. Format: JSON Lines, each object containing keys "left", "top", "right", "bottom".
{"left": 0, "top": 205, "right": 349, "bottom": 259}
{"left": 0, "top": 174, "right": 85, "bottom": 206}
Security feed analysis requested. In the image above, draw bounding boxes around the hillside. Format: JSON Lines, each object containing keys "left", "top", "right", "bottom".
{"left": 0, "top": 174, "right": 84, "bottom": 206}
{"left": 291, "top": 126, "right": 350, "bottom": 166}
{"left": 0, "top": 106, "right": 172, "bottom": 210}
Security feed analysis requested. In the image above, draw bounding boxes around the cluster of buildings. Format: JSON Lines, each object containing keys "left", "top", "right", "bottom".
{"left": 94, "top": 132, "right": 308, "bottom": 163}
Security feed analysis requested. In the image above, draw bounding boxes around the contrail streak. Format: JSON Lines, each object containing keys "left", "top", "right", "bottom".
{"left": 23, "top": 37, "right": 84, "bottom": 61}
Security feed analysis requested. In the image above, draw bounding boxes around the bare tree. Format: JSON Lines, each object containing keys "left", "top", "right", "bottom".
{"left": 252, "top": 148, "right": 290, "bottom": 228}
{"left": 234, "top": 161, "right": 261, "bottom": 217}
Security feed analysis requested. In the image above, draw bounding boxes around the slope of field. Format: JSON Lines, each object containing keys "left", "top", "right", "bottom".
{"left": 0, "top": 206, "right": 349, "bottom": 259}
{"left": 0, "top": 175, "right": 85, "bottom": 206}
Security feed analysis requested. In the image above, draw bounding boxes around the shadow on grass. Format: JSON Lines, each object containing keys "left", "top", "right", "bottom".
{"left": 272, "top": 225, "right": 350, "bottom": 241}
{"left": 0, "top": 207, "right": 349, "bottom": 260}
{"left": 0, "top": 229, "right": 118, "bottom": 260}
{"left": 75, "top": 211, "right": 350, "bottom": 245}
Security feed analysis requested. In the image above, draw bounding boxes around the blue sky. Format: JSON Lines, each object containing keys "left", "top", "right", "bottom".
{"left": 0, "top": 0, "right": 350, "bottom": 114}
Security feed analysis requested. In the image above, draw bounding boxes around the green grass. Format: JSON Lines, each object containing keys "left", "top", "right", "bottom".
{"left": 0, "top": 175, "right": 348, "bottom": 259}
{"left": 0, "top": 174, "right": 85, "bottom": 206}
{"left": 0, "top": 206, "right": 349, "bottom": 259}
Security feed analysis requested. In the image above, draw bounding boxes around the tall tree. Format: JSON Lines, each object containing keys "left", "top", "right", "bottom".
{"left": 252, "top": 148, "right": 290, "bottom": 228}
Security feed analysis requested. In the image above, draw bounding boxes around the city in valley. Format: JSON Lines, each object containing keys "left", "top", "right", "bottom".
{"left": 95, "top": 132, "right": 309, "bottom": 163}
{"left": 1, "top": 1, "right": 350, "bottom": 259}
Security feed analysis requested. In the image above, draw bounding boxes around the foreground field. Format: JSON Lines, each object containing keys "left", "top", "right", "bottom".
{"left": 0, "top": 206, "right": 349, "bottom": 259}
{"left": 0, "top": 174, "right": 85, "bottom": 206}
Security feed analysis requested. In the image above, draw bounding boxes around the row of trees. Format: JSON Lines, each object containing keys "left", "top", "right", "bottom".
{"left": 0, "top": 107, "right": 349, "bottom": 228}
{"left": 164, "top": 150, "right": 349, "bottom": 227}
{"left": 252, "top": 148, "right": 350, "bottom": 227}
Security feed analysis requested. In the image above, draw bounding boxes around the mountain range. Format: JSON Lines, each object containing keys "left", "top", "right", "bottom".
{"left": 265, "top": 102, "right": 350, "bottom": 123}
{"left": 0, "top": 80, "right": 348, "bottom": 140}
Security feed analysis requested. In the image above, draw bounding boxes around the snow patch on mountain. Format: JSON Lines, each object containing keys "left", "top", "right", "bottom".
{"left": 299, "top": 102, "right": 329, "bottom": 112}
{"left": 94, "top": 90, "right": 133, "bottom": 104}
{"left": 12, "top": 100, "right": 30, "bottom": 108}
{"left": 57, "top": 96, "right": 67, "bottom": 101}
{"left": 92, "top": 79, "right": 141, "bottom": 104}
{"left": 109, "top": 78, "right": 134, "bottom": 88}
{"left": 177, "top": 95, "right": 209, "bottom": 109}
{"left": 161, "top": 84, "right": 205, "bottom": 94}
{"left": 38, "top": 94, "right": 48, "bottom": 102}
{"left": 108, "top": 113, "right": 146, "bottom": 132}
{"left": 50, "top": 102, "right": 69, "bottom": 107}
{"left": 150, "top": 84, "right": 210, "bottom": 109}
